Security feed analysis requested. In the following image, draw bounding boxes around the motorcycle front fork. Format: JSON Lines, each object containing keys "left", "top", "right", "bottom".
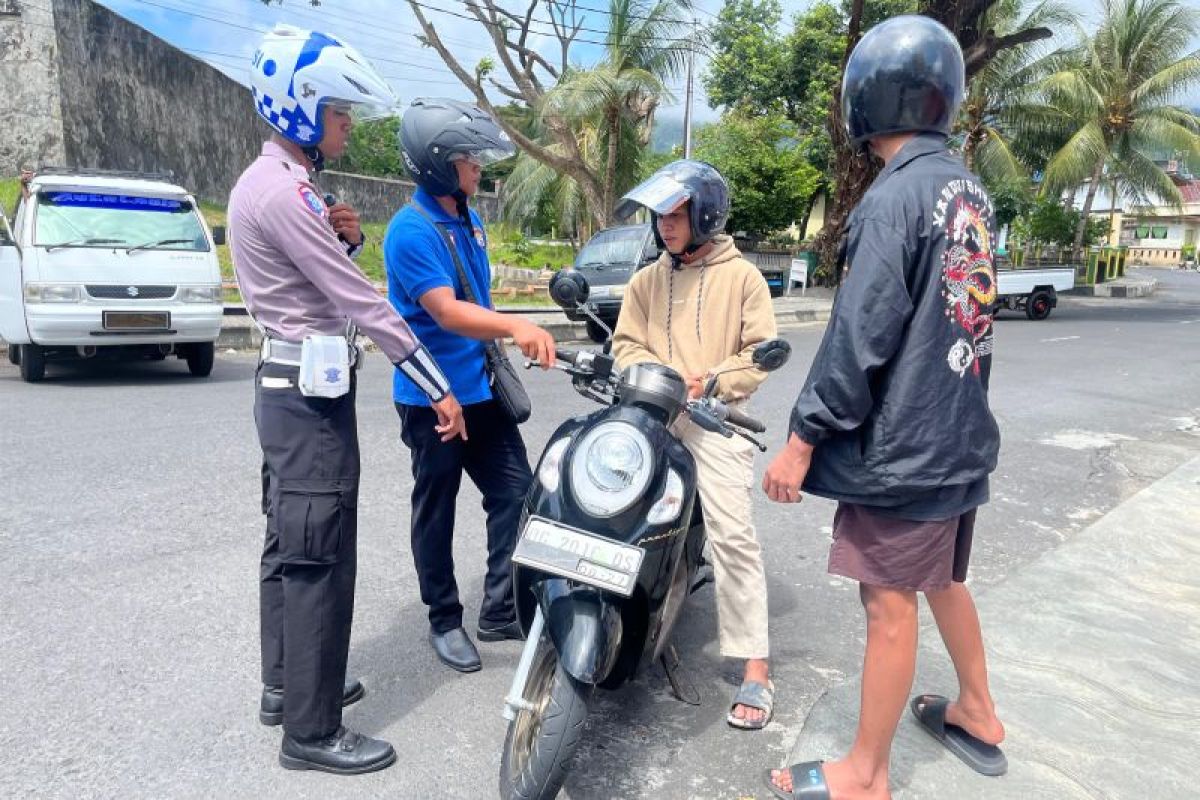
{"left": 501, "top": 605, "right": 546, "bottom": 721}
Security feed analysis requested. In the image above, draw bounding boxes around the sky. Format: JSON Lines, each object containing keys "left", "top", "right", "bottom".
{"left": 88, "top": 0, "right": 1199, "bottom": 138}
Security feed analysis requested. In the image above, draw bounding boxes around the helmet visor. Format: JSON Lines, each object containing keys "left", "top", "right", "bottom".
{"left": 450, "top": 145, "right": 516, "bottom": 167}
{"left": 614, "top": 173, "right": 692, "bottom": 221}
{"left": 343, "top": 100, "right": 401, "bottom": 125}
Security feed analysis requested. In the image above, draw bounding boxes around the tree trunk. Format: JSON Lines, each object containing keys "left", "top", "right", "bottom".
{"left": 1071, "top": 159, "right": 1105, "bottom": 263}
{"left": 813, "top": 0, "right": 875, "bottom": 285}
{"left": 798, "top": 185, "right": 823, "bottom": 242}
{"left": 603, "top": 108, "right": 620, "bottom": 227}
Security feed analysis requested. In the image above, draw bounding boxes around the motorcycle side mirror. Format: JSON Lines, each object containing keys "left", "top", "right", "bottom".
{"left": 211, "top": 225, "right": 226, "bottom": 246}
{"left": 752, "top": 338, "right": 791, "bottom": 372}
{"left": 703, "top": 338, "right": 792, "bottom": 397}
{"left": 549, "top": 269, "right": 590, "bottom": 310}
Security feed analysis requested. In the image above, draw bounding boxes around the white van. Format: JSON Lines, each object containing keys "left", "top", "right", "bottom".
{"left": 0, "top": 168, "right": 225, "bottom": 382}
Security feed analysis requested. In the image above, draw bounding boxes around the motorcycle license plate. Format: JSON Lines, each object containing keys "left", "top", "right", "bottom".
{"left": 513, "top": 517, "right": 644, "bottom": 597}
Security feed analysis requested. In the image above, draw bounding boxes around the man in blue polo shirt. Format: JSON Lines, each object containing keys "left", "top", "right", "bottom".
{"left": 384, "top": 99, "right": 556, "bottom": 673}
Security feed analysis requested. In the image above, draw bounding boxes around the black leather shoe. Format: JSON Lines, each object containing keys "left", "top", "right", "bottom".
{"left": 477, "top": 619, "right": 524, "bottom": 642}
{"left": 429, "top": 627, "right": 481, "bottom": 672}
{"left": 279, "top": 726, "right": 396, "bottom": 774}
{"left": 260, "top": 678, "right": 366, "bottom": 726}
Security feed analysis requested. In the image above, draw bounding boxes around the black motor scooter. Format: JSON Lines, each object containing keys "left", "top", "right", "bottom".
{"left": 498, "top": 271, "right": 790, "bottom": 800}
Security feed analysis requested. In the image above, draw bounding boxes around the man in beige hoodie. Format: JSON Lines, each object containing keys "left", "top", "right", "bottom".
{"left": 612, "top": 160, "right": 778, "bottom": 729}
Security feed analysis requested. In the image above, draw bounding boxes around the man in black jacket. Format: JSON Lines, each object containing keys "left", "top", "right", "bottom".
{"left": 763, "top": 16, "right": 1007, "bottom": 800}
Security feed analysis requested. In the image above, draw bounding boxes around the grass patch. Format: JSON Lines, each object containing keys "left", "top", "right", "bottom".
{"left": 1, "top": 178, "right": 21, "bottom": 219}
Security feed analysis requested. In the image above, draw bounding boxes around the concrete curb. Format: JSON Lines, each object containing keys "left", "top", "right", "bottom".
{"left": 214, "top": 301, "right": 833, "bottom": 351}
{"left": 1069, "top": 277, "right": 1158, "bottom": 298}
{"left": 780, "top": 455, "right": 1200, "bottom": 799}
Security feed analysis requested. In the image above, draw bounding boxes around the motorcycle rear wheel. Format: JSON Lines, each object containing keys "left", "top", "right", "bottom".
{"left": 499, "top": 639, "right": 593, "bottom": 800}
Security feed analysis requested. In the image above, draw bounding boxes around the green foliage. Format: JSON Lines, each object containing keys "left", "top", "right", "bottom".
{"left": 695, "top": 112, "right": 822, "bottom": 236}
{"left": 984, "top": 176, "right": 1037, "bottom": 227}
{"left": 488, "top": 223, "right": 576, "bottom": 269}
{"left": 704, "top": 0, "right": 789, "bottom": 116}
{"left": 0, "top": 178, "right": 19, "bottom": 217}
{"left": 1013, "top": 196, "right": 1108, "bottom": 248}
{"left": 338, "top": 116, "right": 403, "bottom": 178}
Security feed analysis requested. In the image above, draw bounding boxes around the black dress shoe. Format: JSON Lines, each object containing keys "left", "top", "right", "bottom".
{"left": 260, "top": 678, "right": 366, "bottom": 726}
{"left": 477, "top": 619, "right": 524, "bottom": 642}
{"left": 279, "top": 726, "right": 396, "bottom": 774}
{"left": 429, "top": 627, "right": 481, "bottom": 672}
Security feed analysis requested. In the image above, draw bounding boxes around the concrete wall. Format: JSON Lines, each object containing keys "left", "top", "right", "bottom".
{"left": 0, "top": 0, "right": 67, "bottom": 175}
{"left": 319, "top": 170, "right": 501, "bottom": 224}
{"left": 51, "top": 0, "right": 263, "bottom": 203}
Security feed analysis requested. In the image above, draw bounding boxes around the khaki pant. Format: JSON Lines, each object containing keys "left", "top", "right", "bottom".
{"left": 673, "top": 413, "right": 770, "bottom": 660}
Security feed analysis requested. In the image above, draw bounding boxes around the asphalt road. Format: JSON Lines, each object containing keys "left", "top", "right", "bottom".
{"left": 2, "top": 269, "right": 1198, "bottom": 800}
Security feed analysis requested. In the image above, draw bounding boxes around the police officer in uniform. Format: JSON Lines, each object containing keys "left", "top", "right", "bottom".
{"left": 228, "top": 25, "right": 465, "bottom": 774}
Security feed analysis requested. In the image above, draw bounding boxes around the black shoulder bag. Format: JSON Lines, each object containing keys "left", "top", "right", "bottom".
{"left": 408, "top": 202, "right": 531, "bottom": 424}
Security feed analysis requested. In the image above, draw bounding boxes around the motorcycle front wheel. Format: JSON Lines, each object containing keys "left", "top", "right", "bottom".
{"left": 499, "top": 639, "right": 593, "bottom": 800}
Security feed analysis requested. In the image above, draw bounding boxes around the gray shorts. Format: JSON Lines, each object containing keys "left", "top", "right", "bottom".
{"left": 828, "top": 503, "right": 976, "bottom": 592}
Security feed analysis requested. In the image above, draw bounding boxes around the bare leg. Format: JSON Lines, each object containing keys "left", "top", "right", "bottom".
{"left": 771, "top": 583, "right": 915, "bottom": 799}
{"left": 923, "top": 582, "right": 1005, "bottom": 745}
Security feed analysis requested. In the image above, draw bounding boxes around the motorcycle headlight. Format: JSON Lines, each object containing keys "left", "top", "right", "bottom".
{"left": 24, "top": 283, "right": 81, "bottom": 303}
{"left": 570, "top": 422, "right": 653, "bottom": 517}
{"left": 537, "top": 436, "right": 572, "bottom": 493}
{"left": 180, "top": 285, "right": 222, "bottom": 303}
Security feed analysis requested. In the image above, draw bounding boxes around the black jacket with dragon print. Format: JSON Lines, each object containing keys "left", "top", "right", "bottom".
{"left": 790, "top": 133, "right": 1001, "bottom": 520}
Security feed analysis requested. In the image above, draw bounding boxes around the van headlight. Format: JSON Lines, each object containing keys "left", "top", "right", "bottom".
{"left": 569, "top": 422, "right": 653, "bottom": 517}
{"left": 24, "top": 283, "right": 81, "bottom": 303}
{"left": 180, "top": 285, "right": 222, "bottom": 303}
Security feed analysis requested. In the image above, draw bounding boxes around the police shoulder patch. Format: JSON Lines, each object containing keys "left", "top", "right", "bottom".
{"left": 297, "top": 184, "right": 327, "bottom": 217}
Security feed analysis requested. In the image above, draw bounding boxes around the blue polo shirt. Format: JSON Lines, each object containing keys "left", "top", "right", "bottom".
{"left": 384, "top": 188, "right": 493, "bottom": 407}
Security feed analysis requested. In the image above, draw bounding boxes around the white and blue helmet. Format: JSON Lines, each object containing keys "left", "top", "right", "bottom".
{"left": 249, "top": 25, "right": 397, "bottom": 147}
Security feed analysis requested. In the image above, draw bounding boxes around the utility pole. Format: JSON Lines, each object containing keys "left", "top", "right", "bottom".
{"left": 683, "top": 16, "right": 697, "bottom": 158}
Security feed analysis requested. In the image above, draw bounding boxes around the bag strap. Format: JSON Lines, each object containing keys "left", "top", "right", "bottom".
{"left": 407, "top": 201, "right": 481, "bottom": 307}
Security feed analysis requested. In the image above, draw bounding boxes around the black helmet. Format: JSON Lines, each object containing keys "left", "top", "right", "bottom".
{"left": 399, "top": 98, "right": 516, "bottom": 196}
{"left": 842, "top": 15, "right": 965, "bottom": 147}
{"left": 614, "top": 160, "right": 730, "bottom": 253}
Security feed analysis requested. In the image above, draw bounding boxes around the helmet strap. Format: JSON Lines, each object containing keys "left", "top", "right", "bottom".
{"left": 303, "top": 146, "right": 326, "bottom": 173}
{"left": 452, "top": 190, "right": 470, "bottom": 220}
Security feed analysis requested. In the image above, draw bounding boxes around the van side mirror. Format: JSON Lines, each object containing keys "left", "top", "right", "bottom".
{"left": 212, "top": 225, "right": 227, "bottom": 246}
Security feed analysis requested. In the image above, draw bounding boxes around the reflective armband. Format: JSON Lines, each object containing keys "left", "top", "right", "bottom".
{"left": 396, "top": 344, "right": 451, "bottom": 402}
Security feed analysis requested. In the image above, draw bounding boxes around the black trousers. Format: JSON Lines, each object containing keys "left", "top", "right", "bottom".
{"left": 396, "top": 399, "right": 532, "bottom": 634}
{"left": 256, "top": 361, "right": 359, "bottom": 742}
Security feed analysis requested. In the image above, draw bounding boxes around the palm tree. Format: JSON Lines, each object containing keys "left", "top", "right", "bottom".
{"left": 509, "top": 0, "right": 688, "bottom": 232}
{"left": 1030, "top": 0, "right": 1200, "bottom": 259}
{"left": 957, "top": 0, "right": 1075, "bottom": 185}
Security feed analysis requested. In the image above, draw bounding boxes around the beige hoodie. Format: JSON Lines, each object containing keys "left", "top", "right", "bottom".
{"left": 612, "top": 235, "right": 776, "bottom": 400}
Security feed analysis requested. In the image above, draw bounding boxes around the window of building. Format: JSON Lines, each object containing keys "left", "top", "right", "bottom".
{"left": 0, "top": 0, "right": 20, "bottom": 16}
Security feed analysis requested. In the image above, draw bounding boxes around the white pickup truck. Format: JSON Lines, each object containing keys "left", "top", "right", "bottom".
{"left": 994, "top": 267, "right": 1075, "bottom": 320}
{"left": 0, "top": 168, "right": 225, "bottom": 382}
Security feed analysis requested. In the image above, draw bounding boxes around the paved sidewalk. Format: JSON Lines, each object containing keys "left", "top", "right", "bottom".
{"left": 777, "top": 456, "right": 1200, "bottom": 799}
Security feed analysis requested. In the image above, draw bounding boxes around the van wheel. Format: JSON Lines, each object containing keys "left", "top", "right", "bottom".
{"left": 19, "top": 344, "right": 46, "bottom": 382}
{"left": 186, "top": 342, "right": 215, "bottom": 377}
{"left": 585, "top": 319, "right": 610, "bottom": 343}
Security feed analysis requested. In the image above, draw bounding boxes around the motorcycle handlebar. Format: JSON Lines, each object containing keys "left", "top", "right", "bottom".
{"left": 722, "top": 406, "right": 765, "bottom": 434}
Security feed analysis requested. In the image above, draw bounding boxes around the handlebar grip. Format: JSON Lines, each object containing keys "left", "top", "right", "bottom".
{"left": 723, "top": 406, "right": 766, "bottom": 434}
{"left": 555, "top": 348, "right": 579, "bottom": 366}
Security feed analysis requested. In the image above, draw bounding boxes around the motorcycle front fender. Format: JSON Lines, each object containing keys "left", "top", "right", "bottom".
{"left": 534, "top": 579, "right": 623, "bottom": 685}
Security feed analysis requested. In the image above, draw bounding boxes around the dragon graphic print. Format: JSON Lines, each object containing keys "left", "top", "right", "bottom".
{"left": 933, "top": 179, "right": 997, "bottom": 377}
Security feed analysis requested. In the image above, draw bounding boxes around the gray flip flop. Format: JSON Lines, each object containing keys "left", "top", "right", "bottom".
{"left": 762, "top": 761, "right": 831, "bottom": 799}
{"left": 727, "top": 679, "right": 774, "bottom": 730}
{"left": 910, "top": 693, "right": 1008, "bottom": 776}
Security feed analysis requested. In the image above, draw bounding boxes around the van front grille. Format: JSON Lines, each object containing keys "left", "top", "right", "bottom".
{"left": 86, "top": 285, "right": 176, "bottom": 300}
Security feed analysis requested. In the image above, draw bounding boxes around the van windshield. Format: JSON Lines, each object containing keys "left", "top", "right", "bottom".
{"left": 576, "top": 227, "right": 646, "bottom": 268}
{"left": 34, "top": 191, "right": 209, "bottom": 252}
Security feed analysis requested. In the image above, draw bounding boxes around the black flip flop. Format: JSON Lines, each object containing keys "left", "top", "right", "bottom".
{"left": 910, "top": 694, "right": 1008, "bottom": 777}
{"left": 762, "top": 761, "right": 831, "bottom": 799}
